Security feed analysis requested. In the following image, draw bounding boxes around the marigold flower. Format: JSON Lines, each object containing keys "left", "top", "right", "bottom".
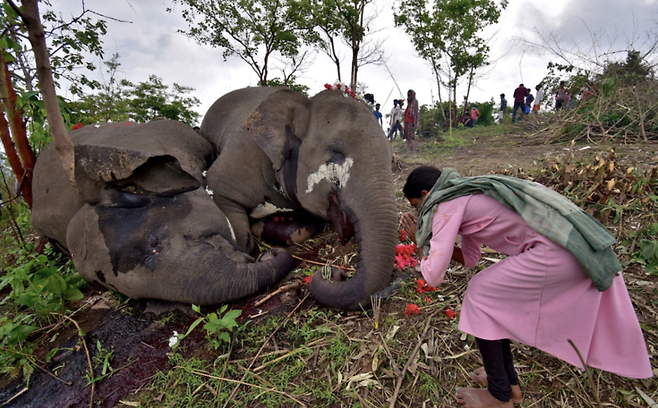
{"left": 416, "top": 279, "right": 437, "bottom": 293}
{"left": 404, "top": 303, "right": 421, "bottom": 317}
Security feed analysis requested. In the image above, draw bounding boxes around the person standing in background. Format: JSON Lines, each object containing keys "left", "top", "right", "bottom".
{"left": 512, "top": 84, "right": 528, "bottom": 123}
{"left": 387, "top": 99, "right": 403, "bottom": 141}
{"left": 374, "top": 103, "right": 383, "bottom": 127}
{"left": 498, "top": 94, "right": 507, "bottom": 123}
{"left": 555, "top": 81, "right": 570, "bottom": 111}
{"left": 403, "top": 90, "right": 419, "bottom": 157}
{"left": 533, "top": 85, "right": 544, "bottom": 113}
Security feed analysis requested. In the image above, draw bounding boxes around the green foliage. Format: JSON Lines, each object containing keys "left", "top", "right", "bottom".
{"left": 87, "top": 340, "right": 115, "bottom": 385}
{"left": 67, "top": 63, "right": 201, "bottom": 126}
{"left": 0, "top": 244, "right": 87, "bottom": 380}
{"left": 170, "top": 0, "right": 315, "bottom": 86}
{"left": 122, "top": 75, "right": 201, "bottom": 125}
{"left": 171, "top": 304, "right": 242, "bottom": 350}
{"left": 0, "top": 246, "right": 85, "bottom": 316}
{"left": 394, "top": 0, "right": 508, "bottom": 102}
{"left": 630, "top": 222, "right": 658, "bottom": 275}
{"left": 291, "top": 0, "right": 377, "bottom": 89}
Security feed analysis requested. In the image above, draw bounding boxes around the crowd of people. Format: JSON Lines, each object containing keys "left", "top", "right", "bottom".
{"left": 497, "top": 80, "right": 593, "bottom": 123}
{"left": 367, "top": 89, "right": 420, "bottom": 157}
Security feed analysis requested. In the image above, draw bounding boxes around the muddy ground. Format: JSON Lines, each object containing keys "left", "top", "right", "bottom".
{"left": 1, "top": 130, "right": 656, "bottom": 407}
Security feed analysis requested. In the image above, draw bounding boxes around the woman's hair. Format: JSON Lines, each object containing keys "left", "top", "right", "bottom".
{"left": 403, "top": 165, "right": 442, "bottom": 199}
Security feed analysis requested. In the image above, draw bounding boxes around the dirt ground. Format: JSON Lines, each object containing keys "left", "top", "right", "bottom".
{"left": 1, "top": 130, "right": 656, "bottom": 407}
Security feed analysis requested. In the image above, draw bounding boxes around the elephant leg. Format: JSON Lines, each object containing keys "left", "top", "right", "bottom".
{"left": 251, "top": 212, "right": 325, "bottom": 246}
{"left": 221, "top": 205, "right": 253, "bottom": 252}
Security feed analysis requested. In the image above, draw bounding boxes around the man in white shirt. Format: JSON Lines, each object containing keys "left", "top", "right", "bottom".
{"left": 533, "top": 85, "right": 544, "bottom": 113}
{"left": 387, "top": 99, "right": 403, "bottom": 141}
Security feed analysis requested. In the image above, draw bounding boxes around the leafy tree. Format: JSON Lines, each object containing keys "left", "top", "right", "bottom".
{"left": 1, "top": 0, "right": 108, "bottom": 199}
{"left": 292, "top": 0, "right": 383, "bottom": 90}
{"left": 122, "top": 75, "right": 201, "bottom": 125}
{"left": 394, "top": 0, "right": 507, "bottom": 126}
{"left": 170, "top": 0, "right": 314, "bottom": 86}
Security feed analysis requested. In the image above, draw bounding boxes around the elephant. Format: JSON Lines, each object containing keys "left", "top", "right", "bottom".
{"left": 200, "top": 87, "right": 398, "bottom": 310}
{"left": 31, "top": 86, "right": 398, "bottom": 310}
{"left": 32, "top": 120, "right": 294, "bottom": 305}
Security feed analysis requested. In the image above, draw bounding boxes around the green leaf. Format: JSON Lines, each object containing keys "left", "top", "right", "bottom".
{"left": 192, "top": 304, "right": 201, "bottom": 313}
{"left": 223, "top": 309, "right": 242, "bottom": 321}
{"left": 45, "top": 274, "right": 67, "bottom": 296}
{"left": 64, "top": 288, "right": 84, "bottom": 301}
{"left": 217, "top": 332, "right": 231, "bottom": 344}
{"left": 641, "top": 240, "right": 658, "bottom": 261}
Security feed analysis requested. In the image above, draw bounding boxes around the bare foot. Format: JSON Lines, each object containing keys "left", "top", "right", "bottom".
{"left": 469, "top": 368, "right": 522, "bottom": 404}
{"left": 456, "top": 388, "right": 514, "bottom": 408}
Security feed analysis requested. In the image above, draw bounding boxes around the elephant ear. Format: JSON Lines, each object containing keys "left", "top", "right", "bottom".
{"left": 242, "top": 88, "right": 310, "bottom": 171}
{"left": 75, "top": 144, "right": 201, "bottom": 205}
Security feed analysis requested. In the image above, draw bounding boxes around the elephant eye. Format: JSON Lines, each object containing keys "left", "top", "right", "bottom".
{"left": 329, "top": 149, "right": 345, "bottom": 163}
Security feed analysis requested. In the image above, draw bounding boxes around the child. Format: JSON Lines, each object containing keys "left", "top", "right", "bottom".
{"left": 400, "top": 165, "right": 652, "bottom": 408}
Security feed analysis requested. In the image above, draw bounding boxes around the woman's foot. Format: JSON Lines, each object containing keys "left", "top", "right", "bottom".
{"left": 456, "top": 388, "right": 513, "bottom": 408}
{"left": 469, "top": 368, "right": 522, "bottom": 404}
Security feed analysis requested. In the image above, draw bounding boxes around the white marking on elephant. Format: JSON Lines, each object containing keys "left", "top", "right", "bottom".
{"left": 205, "top": 186, "right": 214, "bottom": 196}
{"left": 250, "top": 202, "right": 294, "bottom": 219}
{"left": 225, "top": 216, "right": 237, "bottom": 242}
{"left": 306, "top": 158, "right": 354, "bottom": 194}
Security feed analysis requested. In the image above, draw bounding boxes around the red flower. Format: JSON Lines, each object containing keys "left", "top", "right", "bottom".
{"left": 335, "top": 83, "right": 342, "bottom": 89}
{"left": 445, "top": 308, "right": 456, "bottom": 319}
{"left": 302, "top": 275, "right": 312, "bottom": 285}
{"left": 399, "top": 229, "right": 408, "bottom": 242}
{"left": 324, "top": 83, "right": 333, "bottom": 90}
{"left": 394, "top": 243, "right": 419, "bottom": 270}
{"left": 404, "top": 304, "right": 421, "bottom": 317}
{"left": 71, "top": 122, "right": 84, "bottom": 130}
{"left": 424, "top": 296, "right": 433, "bottom": 303}
{"left": 125, "top": 122, "right": 132, "bottom": 125}
{"left": 416, "top": 279, "right": 437, "bottom": 293}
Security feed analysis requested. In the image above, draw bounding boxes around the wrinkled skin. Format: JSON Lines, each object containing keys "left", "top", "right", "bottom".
{"left": 202, "top": 87, "right": 398, "bottom": 310}
{"left": 31, "top": 87, "right": 398, "bottom": 310}
{"left": 32, "top": 120, "right": 292, "bottom": 304}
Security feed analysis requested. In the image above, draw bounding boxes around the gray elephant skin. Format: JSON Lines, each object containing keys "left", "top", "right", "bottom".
{"left": 31, "top": 87, "right": 398, "bottom": 310}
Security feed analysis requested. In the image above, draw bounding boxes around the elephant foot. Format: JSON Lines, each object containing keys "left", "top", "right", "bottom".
{"left": 251, "top": 212, "right": 324, "bottom": 246}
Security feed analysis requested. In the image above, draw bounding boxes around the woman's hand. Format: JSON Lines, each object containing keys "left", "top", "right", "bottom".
{"left": 400, "top": 212, "right": 418, "bottom": 244}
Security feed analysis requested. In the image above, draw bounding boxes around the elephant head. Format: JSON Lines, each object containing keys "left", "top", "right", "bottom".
{"left": 202, "top": 87, "right": 398, "bottom": 310}
{"left": 32, "top": 120, "right": 293, "bottom": 304}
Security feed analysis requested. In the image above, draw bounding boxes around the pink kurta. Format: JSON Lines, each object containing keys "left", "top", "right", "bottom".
{"left": 421, "top": 194, "right": 653, "bottom": 379}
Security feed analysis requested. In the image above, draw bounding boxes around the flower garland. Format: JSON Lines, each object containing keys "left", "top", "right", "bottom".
{"left": 323, "top": 81, "right": 357, "bottom": 99}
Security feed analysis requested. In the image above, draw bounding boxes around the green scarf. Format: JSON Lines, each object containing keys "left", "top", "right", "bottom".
{"left": 416, "top": 168, "right": 620, "bottom": 291}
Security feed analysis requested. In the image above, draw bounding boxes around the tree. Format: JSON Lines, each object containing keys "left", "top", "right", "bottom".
{"left": 122, "top": 75, "right": 201, "bottom": 125}
{"left": 1, "top": 0, "right": 108, "bottom": 200}
{"left": 170, "top": 0, "right": 314, "bottom": 86}
{"left": 394, "top": 0, "right": 507, "bottom": 126}
{"left": 292, "top": 0, "right": 384, "bottom": 90}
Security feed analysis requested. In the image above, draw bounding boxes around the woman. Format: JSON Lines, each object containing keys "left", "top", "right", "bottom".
{"left": 400, "top": 165, "right": 652, "bottom": 408}
{"left": 403, "top": 89, "right": 419, "bottom": 157}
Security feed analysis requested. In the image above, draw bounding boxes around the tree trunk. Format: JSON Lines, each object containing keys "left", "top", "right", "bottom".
{"left": 17, "top": 0, "right": 76, "bottom": 189}
{"left": 0, "top": 111, "right": 31, "bottom": 207}
{"left": 0, "top": 54, "right": 36, "bottom": 207}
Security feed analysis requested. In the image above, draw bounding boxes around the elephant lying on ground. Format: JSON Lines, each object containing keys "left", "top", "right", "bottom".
{"left": 31, "top": 87, "right": 398, "bottom": 310}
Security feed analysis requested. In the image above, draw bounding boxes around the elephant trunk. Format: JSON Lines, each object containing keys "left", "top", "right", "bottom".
{"left": 158, "top": 248, "right": 295, "bottom": 305}
{"left": 309, "top": 170, "right": 398, "bottom": 310}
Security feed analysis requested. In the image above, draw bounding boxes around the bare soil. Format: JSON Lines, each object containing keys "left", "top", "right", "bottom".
{"left": 1, "top": 130, "right": 656, "bottom": 407}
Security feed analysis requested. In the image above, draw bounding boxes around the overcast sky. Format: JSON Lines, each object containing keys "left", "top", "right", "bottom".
{"left": 49, "top": 0, "right": 658, "bottom": 123}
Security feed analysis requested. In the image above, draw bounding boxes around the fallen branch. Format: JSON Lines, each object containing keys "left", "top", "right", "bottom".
{"left": 389, "top": 311, "right": 437, "bottom": 408}
{"left": 253, "top": 280, "right": 302, "bottom": 307}
{"left": 567, "top": 338, "right": 602, "bottom": 408}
